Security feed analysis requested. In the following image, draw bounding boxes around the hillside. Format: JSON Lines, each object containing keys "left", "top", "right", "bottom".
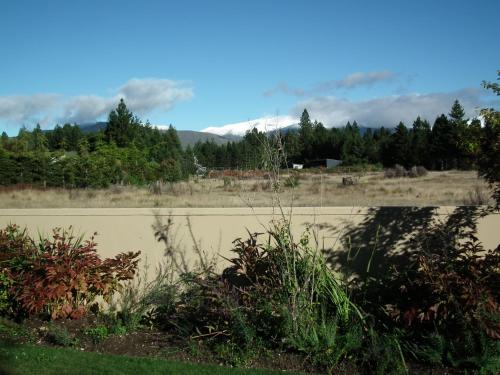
{"left": 176, "top": 130, "right": 239, "bottom": 147}
{"left": 75, "top": 122, "right": 239, "bottom": 148}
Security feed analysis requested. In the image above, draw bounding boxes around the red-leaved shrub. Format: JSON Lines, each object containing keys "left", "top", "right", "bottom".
{"left": 1, "top": 225, "right": 140, "bottom": 319}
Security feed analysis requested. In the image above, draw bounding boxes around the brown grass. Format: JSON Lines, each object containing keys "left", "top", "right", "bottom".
{"left": 0, "top": 170, "right": 492, "bottom": 208}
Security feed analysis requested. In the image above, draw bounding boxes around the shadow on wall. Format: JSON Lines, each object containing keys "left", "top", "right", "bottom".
{"left": 306, "top": 206, "right": 486, "bottom": 282}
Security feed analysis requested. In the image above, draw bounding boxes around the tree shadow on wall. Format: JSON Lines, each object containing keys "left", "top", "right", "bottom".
{"left": 305, "top": 206, "right": 486, "bottom": 283}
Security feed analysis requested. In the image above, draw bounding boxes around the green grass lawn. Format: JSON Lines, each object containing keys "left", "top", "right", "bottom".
{"left": 0, "top": 342, "right": 299, "bottom": 375}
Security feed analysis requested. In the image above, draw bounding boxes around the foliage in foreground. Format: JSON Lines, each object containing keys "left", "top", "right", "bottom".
{"left": 126, "top": 218, "right": 405, "bottom": 374}
{"left": 344, "top": 206, "right": 500, "bottom": 373}
{"left": 1, "top": 211, "right": 498, "bottom": 373}
{"left": 0, "top": 224, "right": 140, "bottom": 319}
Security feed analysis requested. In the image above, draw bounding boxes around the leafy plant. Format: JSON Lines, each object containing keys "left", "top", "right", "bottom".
{"left": 1, "top": 225, "right": 140, "bottom": 319}
{"left": 161, "top": 222, "right": 376, "bottom": 371}
{"left": 46, "top": 324, "right": 79, "bottom": 347}
{"left": 387, "top": 211, "right": 500, "bottom": 340}
{"left": 85, "top": 325, "right": 109, "bottom": 344}
{"left": 353, "top": 207, "right": 500, "bottom": 371}
{"left": 0, "top": 271, "right": 13, "bottom": 316}
{"left": 0, "top": 316, "right": 34, "bottom": 344}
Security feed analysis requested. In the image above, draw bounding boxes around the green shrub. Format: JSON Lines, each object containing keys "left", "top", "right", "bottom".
{"left": 0, "top": 317, "right": 34, "bottom": 343}
{"left": 214, "top": 341, "right": 259, "bottom": 367}
{"left": 158, "top": 222, "right": 394, "bottom": 371}
{"left": 0, "top": 272, "right": 13, "bottom": 316}
{"left": 85, "top": 325, "right": 109, "bottom": 344}
{"left": 46, "top": 325, "right": 79, "bottom": 347}
{"left": 351, "top": 207, "right": 500, "bottom": 372}
{"left": 360, "top": 329, "right": 407, "bottom": 375}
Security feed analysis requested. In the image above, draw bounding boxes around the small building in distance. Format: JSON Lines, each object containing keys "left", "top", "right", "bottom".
{"left": 304, "top": 158, "right": 342, "bottom": 169}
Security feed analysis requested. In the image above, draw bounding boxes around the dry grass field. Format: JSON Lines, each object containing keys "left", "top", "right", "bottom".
{"left": 0, "top": 170, "right": 492, "bottom": 208}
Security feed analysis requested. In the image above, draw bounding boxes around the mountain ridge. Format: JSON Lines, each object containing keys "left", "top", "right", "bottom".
{"left": 74, "top": 122, "right": 240, "bottom": 148}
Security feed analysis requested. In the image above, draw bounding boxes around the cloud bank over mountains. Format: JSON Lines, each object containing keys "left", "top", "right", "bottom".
{"left": 292, "top": 87, "right": 497, "bottom": 128}
{"left": 0, "top": 94, "right": 60, "bottom": 125}
{"left": 1, "top": 71, "right": 498, "bottom": 135}
{"left": 204, "top": 87, "right": 498, "bottom": 136}
{"left": 202, "top": 115, "right": 299, "bottom": 137}
{"left": 0, "top": 78, "right": 193, "bottom": 127}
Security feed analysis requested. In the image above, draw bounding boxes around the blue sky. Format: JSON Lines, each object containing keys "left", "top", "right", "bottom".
{"left": 0, "top": 0, "right": 499, "bottom": 135}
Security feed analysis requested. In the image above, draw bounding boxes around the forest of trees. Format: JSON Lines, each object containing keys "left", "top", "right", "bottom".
{"left": 192, "top": 100, "right": 483, "bottom": 171}
{"left": 0, "top": 99, "right": 190, "bottom": 188}
{"left": 0, "top": 95, "right": 496, "bottom": 189}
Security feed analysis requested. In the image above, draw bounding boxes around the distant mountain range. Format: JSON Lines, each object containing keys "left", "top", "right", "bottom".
{"left": 202, "top": 117, "right": 386, "bottom": 137}
{"left": 78, "top": 122, "right": 108, "bottom": 133}
{"left": 71, "top": 119, "right": 385, "bottom": 149}
{"left": 175, "top": 130, "right": 241, "bottom": 147}
{"left": 76, "top": 122, "right": 240, "bottom": 148}
{"left": 202, "top": 115, "right": 299, "bottom": 137}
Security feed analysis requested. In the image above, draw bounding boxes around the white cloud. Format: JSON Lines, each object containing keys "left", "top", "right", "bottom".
{"left": 264, "top": 71, "right": 397, "bottom": 97}
{"left": 118, "top": 78, "right": 193, "bottom": 114}
{"left": 293, "top": 88, "right": 498, "bottom": 128}
{"left": 202, "top": 115, "right": 299, "bottom": 136}
{"left": 61, "top": 95, "right": 116, "bottom": 124}
{"left": 263, "top": 82, "right": 306, "bottom": 97}
{"left": 0, "top": 94, "right": 59, "bottom": 125}
{"left": 0, "top": 78, "right": 193, "bottom": 127}
{"left": 333, "top": 71, "right": 396, "bottom": 89}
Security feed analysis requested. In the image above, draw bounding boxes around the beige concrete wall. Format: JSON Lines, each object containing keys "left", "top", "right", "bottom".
{"left": 0, "top": 207, "right": 498, "bottom": 274}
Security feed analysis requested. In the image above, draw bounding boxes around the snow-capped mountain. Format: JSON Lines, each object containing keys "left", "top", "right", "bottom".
{"left": 202, "top": 115, "right": 299, "bottom": 137}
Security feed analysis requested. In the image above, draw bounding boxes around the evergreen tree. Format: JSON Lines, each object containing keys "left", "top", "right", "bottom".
{"left": 312, "top": 121, "right": 331, "bottom": 159}
{"left": 105, "top": 99, "right": 139, "bottom": 147}
{"left": 62, "top": 123, "right": 83, "bottom": 151}
{"left": 167, "top": 125, "right": 182, "bottom": 154}
{"left": 449, "top": 99, "right": 466, "bottom": 122}
{"left": 448, "top": 99, "right": 469, "bottom": 168}
{"left": 0, "top": 132, "right": 8, "bottom": 149}
{"left": 32, "top": 124, "right": 48, "bottom": 152}
{"left": 341, "top": 121, "right": 364, "bottom": 164}
{"left": 362, "top": 128, "right": 378, "bottom": 163}
{"left": 431, "top": 114, "right": 456, "bottom": 169}
{"left": 283, "top": 131, "right": 301, "bottom": 162}
{"left": 48, "top": 125, "right": 66, "bottom": 150}
{"left": 411, "top": 116, "right": 431, "bottom": 167}
{"left": 382, "top": 122, "right": 411, "bottom": 167}
{"left": 298, "top": 109, "right": 313, "bottom": 160}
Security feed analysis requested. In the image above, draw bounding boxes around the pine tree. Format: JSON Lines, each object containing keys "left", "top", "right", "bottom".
{"left": 449, "top": 99, "right": 466, "bottom": 122}
{"left": 448, "top": 99, "right": 469, "bottom": 168}
{"left": 105, "top": 99, "right": 139, "bottom": 147}
{"left": 32, "top": 124, "right": 48, "bottom": 152}
{"left": 411, "top": 116, "right": 431, "bottom": 167}
{"left": 0, "top": 132, "right": 8, "bottom": 149}
{"left": 431, "top": 114, "right": 456, "bottom": 170}
{"left": 341, "top": 121, "right": 364, "bottom": 164}
{"left": 298, "top": 109, "right": 314, "bottom": 160}
{"left": 387, "top": 122, "right": 411, "bottom": 167}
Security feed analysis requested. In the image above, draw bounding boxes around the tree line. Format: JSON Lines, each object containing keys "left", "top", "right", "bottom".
{"left": 192, "top": 99, "right": 482, "bottom": 171}
{"left": 0, "top": 99, "right": 191, "bottom": 188}
{"left": 0, "top": 88, "right": 498, "bottom": 189}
